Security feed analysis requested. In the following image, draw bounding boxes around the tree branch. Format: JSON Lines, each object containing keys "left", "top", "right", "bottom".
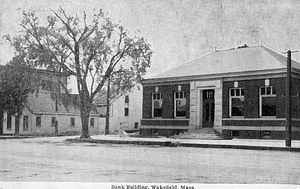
{"left": 52, "top": 8, "right": 77, "bottom": 42}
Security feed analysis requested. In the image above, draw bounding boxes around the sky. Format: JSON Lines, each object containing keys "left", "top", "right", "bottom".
{"left": 1, "top": 0, "right": 300, "bottom": 92}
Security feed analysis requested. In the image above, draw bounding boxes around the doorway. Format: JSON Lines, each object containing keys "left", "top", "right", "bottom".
{"left": 202, "top": 89, "right": 215, "bottom": 127}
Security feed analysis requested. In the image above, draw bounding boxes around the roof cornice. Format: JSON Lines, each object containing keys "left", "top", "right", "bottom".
{"left": 142, "top": 68, "right": 289, "bottom": 85}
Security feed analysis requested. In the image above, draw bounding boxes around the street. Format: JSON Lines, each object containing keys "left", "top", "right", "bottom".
{"left": 0, "top": 136, "right": 299, "bottom": 184}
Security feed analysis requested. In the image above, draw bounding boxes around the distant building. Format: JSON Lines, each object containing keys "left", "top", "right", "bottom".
{"left": 1, "top": 68, "right": 101, "bottom": 135}
{"left": 141, "top": 45, "right": 300, "bottom": 139}
{"left": 94, "top": 83, "right": 143, "bottom": 133}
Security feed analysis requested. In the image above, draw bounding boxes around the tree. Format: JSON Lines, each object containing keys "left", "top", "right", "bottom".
{"left": 4, "top": 8, "right": 152, "bottom": 138}
{"left": 0, "top": 64, "right": 38, "bottom": 134}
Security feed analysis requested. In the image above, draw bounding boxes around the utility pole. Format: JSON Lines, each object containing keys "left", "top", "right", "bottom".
{"left": 285, "top": 50, "right": 292, "bottom": 147}
{"left": 105, "top": 76, "right": 111, "bottom": 135}
{"left": 284, "top": 50, "right": 298, "bottom": 147}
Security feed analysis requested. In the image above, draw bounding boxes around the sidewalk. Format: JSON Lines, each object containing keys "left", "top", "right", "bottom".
{"left": 66, "top": 134, "right": 300, "bottom": 152}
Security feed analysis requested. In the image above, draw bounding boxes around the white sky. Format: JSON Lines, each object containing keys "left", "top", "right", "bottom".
{"left": 1, "top": 0, "right": 300, "bottom": 93}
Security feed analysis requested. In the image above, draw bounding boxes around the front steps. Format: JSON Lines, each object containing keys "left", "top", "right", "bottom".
{"left": 172, "top": 127, "right": 224, "bottom": 140}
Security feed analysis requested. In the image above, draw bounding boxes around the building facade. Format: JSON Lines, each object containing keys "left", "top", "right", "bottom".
{"left": 1, "top": 69, "right": 101, "bottom": 135}
{"left": 109, "top": 83, "right": 142, "bottom": 133}
{"left": 94, "top": 83, "right": 143, "bottom": 134}
{"left": 141, "top": 45, "right": 300, "bottom": 139}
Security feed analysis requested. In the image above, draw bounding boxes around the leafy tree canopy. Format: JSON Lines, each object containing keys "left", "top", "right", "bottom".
{"left": 4, "top": 7, "right": 152, "bottom": 138}
{"left": 0, "top": 65, "right": 39, "bottom": 116}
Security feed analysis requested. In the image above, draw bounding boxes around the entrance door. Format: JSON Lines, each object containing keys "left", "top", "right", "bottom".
{"left": 202, "top": 90, "right": 215, "bottom": 127}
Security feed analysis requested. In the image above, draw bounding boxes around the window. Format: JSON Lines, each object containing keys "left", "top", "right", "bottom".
{"left": 231, "top": 130, "right": 240, "bottom": 137}
{"left": 152, "top": 93, "right": 162, "bottom": 117}
{"left": 174, "top": 91, "right": 187, "bottom": 117}
{"left": 152, "top": 129, "right": 159, "bottom": 135}
{"left": 90, "top": 118, "right": 95, "bottom": 127}
{"left": 260, "top": 86, "right": 276, "bottom": 116}
{"left": 36, "top": 116, "right": 41, "bottom": 127}
{"left": 134, "top": 122, "right": 139, "bottom": 129}
{"left": 7, "top": 114, "right": 12, "bottom": 130}
{"left": 23, "top": 116, "right": 29, "bottom": 131}
{"left": 70, "top": 117, "right": 75, "bottom": 127}
{"left": 124, "top": 108, "right": 129, "bottom": 116}
{"left": 51, "top": 117, "right": 56, "bottom": 127}
{"left": 261, "top": 130, "right": 271, "bottom": 139}
{"left": 229, "top": 88, "right": 244, "bottom": 117}
{"left": 204, "top": 90, "right": 214, "bottom": 99}
{"left": 125, "top": 95, "right": 129, "bottom": 103}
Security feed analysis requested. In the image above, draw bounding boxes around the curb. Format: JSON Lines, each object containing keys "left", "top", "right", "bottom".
{"left": 66, "top": 138, "right": 174, "bottom": 147}
{"left": 65, "top": 138, "right": 300, "bottom": 152}
{"left": 178, "top": 143, "right": 300, "bottom": 152}
{"left": 0, "top": 136, "right": 34, "bottom": 140}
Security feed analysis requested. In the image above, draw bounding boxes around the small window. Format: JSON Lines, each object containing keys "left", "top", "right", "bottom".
{"left": 229, "top": 88, "right": 244, "bottom": 117}
{"left": 232, "top": 130, "right": 239, "bottom": 137}
{"left": 152, "top": 93, "right": 162, "bottom": 117}
{"left": 36, "top": 116, "right": 41, "bottom": 127}
{"left": 51, "top": 117, "right": 56, "bottom": 127}
{"left": 260, "top": 86, "right": 276, "bottom": 117}
{"left": 70, "top": 117, "right": 75, "bottom": 127}
{"left": 152, "top": 129, "right": 159, "bottom": 136}
{"left": 125, "top": 95, "right": 129, "bottom": 103}
{"left": 23, "top": 116, "right": 29, "bottom": 131}
{"left": 7, "top": 114, "right": 12, "bottom": 130}
{"left": 124, "top": 108, "right": 129, "bottom": 116}
{"left": 204, "top": 90, "right": 214, "bottom": 99}
{"left": 90, "top": 118, "right": 95, "bottom": 127}
{"left": 134, "top": 122, "right": 139, "bottom": 129}
{"left": 261, "top": 130, "right": 271, "bottom": 139}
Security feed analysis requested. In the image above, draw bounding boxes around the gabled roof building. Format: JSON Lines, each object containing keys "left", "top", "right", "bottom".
{"left": 141, "top": 45, "right": 300, "bottom": 139}
{"left": 1, "top": 69, "right": 100, "bottom": 135}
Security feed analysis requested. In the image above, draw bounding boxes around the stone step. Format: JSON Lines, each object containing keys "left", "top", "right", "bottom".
{"left": 173, "top": 128, "right": 224, "bottom": 140}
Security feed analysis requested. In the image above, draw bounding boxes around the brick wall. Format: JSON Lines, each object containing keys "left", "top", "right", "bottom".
{"left": 142, "top": 84, "right": 190, "bottom": 119}
{"left": 222, "top": 77, "right": 300, "bottom": 119}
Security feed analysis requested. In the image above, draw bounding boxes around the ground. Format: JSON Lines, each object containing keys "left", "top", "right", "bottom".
{"left": 0, "top": 136, "right": 299, "bottom": 184}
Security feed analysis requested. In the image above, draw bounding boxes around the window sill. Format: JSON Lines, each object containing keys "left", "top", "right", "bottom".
{"left": 228, "top": 116, "right": 245, "bottom": 119}
{"left": 260, "top": 116, "right": 276, "bottom": 119}
{"left": 174, "top": 117, "right": 188, "bottom": 119}
{"left": 143, "top": 118, "right": 190, "bottom": 120}
{"left": 260, "top": 116, "right": 277, "bottom": 119}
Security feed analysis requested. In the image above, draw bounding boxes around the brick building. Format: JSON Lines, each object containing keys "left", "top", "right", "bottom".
{"left": 141, "top": 45, "right": 300, "bottom": 139}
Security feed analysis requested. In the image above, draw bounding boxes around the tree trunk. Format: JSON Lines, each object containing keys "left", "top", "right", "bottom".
{"left": 80, "top": 110, "right": 90, "bottom": 138}
{"left": 105, "top": 76, "right": 110, "bottom": 135}
{"left": 15, "top": 114, "right": 20, "bottom": 135}
{"left": 80, "top": 98, "right": 92, "bottom": 139}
